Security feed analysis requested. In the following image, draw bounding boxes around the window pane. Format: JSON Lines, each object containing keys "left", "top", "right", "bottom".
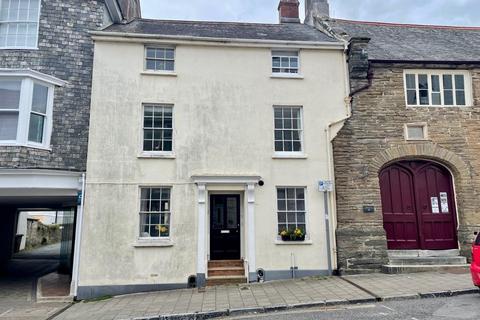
{"left": 407, "top": 90, "right": 417, "bottom": 105}
{"left": 28, "top": 113, "right": 44, "bottom": 143}
{"left": 32, "top": 83, "right": 48, "bottom": 113}
{"left": 0, "top": 112, "right": 19, "bottom": 140}
{"left": 444, "top": 90, "right": 454, "bottom": 105}
{"left": 0, "top": 81, "right": 21, "bottom": 109}
{"left": 455, "top": 75, "right": 465, "bottom": 90}
{"left": 431, "top": 75, "right": 440, "bottom": 92}
{"left": 405, "top": 74, "right": 416, "bottom": 89}
{"left": 165, "top": 49, "right": 174, "bottom": 59}
{"left": 456, "top": 91, "right": 466, "bottom": 106}
{"left": 443, "top": 75, "right": 453, "bottom": 89}
{"left": 432, "top": 93, "right": 441, "bottom": 105}
{"left": 418, "top": 74, "right": 429, "bottom": 105}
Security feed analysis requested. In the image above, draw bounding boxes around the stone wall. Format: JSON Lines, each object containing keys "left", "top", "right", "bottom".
{"left": 333, "top": 62, "right": 480, "bottom": 273}
{"left": 0, "top": 0, "right": 108, "bottom": 171}
{"left": 24, "top": 219, "right": 61, "bottom": 251}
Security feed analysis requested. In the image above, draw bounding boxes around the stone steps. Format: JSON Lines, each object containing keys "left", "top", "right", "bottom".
{"left": 206, "top": 260, "right": 246, "bottom": 286}
{"left": 208, "top": 267, "right": 245, "bottom": 277}
{"left": 383, "top": 250, "right": 469, "bottom": 274}
{"left": 382, "top": 264, "right": 470, "bottom": 274}
{"left": 206, "top": 276, "right": 247, "bottom": 286}
{"left": 388, "top": 256, "right": 467, "bottom": 266}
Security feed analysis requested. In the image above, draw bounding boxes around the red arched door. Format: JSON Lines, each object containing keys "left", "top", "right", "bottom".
{"left": 379, "top": 160, "right": 458, "bottom": 250}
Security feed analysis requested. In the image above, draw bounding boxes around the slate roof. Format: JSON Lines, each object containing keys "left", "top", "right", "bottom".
{"left": 327, "top": 19, "right": 480, "bottom": 62}
{"left": 101, "top": 18, "right": 339, "bottom": 43}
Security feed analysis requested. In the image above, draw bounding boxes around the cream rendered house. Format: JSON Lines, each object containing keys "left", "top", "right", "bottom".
{"left": 77, "top": 0, "right": 349, "bottom": 299}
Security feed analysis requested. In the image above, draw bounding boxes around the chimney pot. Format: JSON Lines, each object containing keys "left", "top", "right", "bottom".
{"left": 305, "top": 0, "right": 330, "bottom": 26}
{"left": 278, "top": 0, "right": 300, "bottom": 24}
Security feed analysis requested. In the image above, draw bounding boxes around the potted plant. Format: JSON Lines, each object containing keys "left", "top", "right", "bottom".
{"left": 279, "top": 228, "right": 305, "bottom": 242}
{"left": 156, "top": 225, "right": 169, "bottom": 237}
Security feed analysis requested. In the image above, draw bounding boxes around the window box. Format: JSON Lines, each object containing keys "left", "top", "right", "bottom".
{"left": 280, "top": 234, "right": 306, "bottom": 242}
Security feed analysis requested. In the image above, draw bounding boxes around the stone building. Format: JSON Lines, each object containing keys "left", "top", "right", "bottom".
{"left": 0, "top": 0, "right": 140, "bottom": 296}
{"left": 313, "top": 17, "right": 480, "bottom": 273}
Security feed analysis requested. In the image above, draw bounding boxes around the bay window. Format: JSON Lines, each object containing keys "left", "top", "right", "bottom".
{"left": 0, "top": 71, "right": 59, "bottom": 149}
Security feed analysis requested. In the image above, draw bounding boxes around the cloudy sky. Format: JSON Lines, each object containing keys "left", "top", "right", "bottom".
{"left": 140, "top": 0, "right": 480, "bottom": 27}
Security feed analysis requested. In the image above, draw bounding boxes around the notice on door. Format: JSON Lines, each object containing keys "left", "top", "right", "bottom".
{"left": 431, "top": 197, "right": 440, "bottom": 213}
{"left": 440, "top": 192, "right": 449, "bottom": 213}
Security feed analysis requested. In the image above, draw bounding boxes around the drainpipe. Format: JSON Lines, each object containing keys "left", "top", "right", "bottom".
{"left": 71, "top": 173, "right": 86, "bottom": 298}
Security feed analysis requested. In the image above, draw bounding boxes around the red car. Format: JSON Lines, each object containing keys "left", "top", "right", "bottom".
{"left": 472, "top": 232, "right": 480, "bottom": 287}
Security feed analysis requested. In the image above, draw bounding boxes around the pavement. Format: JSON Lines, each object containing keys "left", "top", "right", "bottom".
{"left": 53, "top": 271, "right": 478, "bottom": 320}
{"left": 221, "top": 293, "right": 480, "bottom": 320}
{"left": 0, "top": 243, "right": 71, "bottom": 320}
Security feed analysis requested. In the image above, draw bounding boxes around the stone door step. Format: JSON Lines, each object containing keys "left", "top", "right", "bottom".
{"left": 387, "top": 249, "right": 460, "bottom": 258}
{"left": 208, "top": 267, "right": 245, "bottom": 277}
{"left": 382, "top": 264, "right": 470, "bottom": 274}
{"left": 388, "top": 256, "right": 467, "bottom": 266}
{"left": 206, "top": 276, "right": 247, "bottom": 286}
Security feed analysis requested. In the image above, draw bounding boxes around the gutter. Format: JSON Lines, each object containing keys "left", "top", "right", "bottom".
{"left": 89, "top": 31, "right": 346, "bottom": 49}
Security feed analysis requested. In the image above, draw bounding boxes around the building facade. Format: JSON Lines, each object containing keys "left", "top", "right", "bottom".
{"left": 315, "top": 18, "right": 480, "bottom": 273}
{"left": 77, "top": 0, "right": 350, "bottom": 299}
{"left": 0, "top": 0, "right": 140, "bottom": 295}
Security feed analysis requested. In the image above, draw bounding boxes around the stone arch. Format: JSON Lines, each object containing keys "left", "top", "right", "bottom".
{"left": 370, "top": 142, "right": 475, "bottom": 257}
{"left": 370, "top": 143, "right": 471, "bottom": 183}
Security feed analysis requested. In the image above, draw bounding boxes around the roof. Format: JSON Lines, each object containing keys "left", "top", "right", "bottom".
{"left": 101, "top": 18, "right": 339, "bottom": 43}
{"left": 325, "top": 19, "right": 480, "bottom": 62}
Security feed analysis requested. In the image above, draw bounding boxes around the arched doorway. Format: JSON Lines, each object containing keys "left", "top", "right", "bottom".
{"left": 379, "top": 160, "right": 458, "bottom": 250}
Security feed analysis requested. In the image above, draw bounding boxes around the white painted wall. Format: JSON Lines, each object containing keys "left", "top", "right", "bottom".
{"left": 79, "top": 38, "right": 348, "bottom": 287}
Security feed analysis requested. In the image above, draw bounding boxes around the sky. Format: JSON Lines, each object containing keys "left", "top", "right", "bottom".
{"left": 140, "top": 0, "right": 480, "bottom": 27}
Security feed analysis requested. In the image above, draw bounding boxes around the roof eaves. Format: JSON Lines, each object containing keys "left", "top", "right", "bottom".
{"left": 90, "top": 30, "right": 345, "bottom": 48}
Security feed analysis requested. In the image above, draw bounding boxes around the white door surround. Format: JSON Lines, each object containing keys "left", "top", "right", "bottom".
{"left": 192, "top": 175, "right": 261, "bottom": 286}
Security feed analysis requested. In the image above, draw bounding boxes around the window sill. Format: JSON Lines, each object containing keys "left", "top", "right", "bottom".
{"left": 270, "top": 73, "right": 304, "bottom": 79}
{"left": 272, "top": 153, "right": 307, "bottom": 159}
{"left": 134, "top": 239, "right": 174, "bottom": 247}
{"left": 141, "top": 71, "right": 177, "bottom": 77}
{"left": 275, "top": 240, "right": 313, "bottom": 245}
{"left": 0, "top": 46, "right": 39, "bottom": 50}
{"left": 0, "top": 143, "right": 52, "bottom": 151}
{"left": 138, "top": 152, "right": 176, "bottom": 159}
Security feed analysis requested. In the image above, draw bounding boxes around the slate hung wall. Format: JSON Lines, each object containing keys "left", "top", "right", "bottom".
{"left": 332, "top": 30, "right": 480, "bottom": 273}
{"left": 0, "top": 0, "right": 107, "bottom": 171}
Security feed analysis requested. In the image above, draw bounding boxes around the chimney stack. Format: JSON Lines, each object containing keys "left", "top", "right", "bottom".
{"left": 305, "top": 0, "right": 330, "bottom": 26}
{"left": 278, "top": 0, "right": 300, "bottom": 24}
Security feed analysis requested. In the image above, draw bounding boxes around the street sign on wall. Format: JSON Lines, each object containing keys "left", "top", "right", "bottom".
{"left": 318, "top": 180, "right": 333, "bottom": 192}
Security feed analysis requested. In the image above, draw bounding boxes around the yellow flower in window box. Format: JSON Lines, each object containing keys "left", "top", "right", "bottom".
{"left": 155, "top": 225, "right": 169, "bottom": 236}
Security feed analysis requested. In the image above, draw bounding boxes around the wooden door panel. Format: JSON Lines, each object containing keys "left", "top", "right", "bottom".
{"left": 380, "top": 165, "right": 420, "bottom": 249}
{"left": 414, "top": 163, "right": 457, "bottom": 250}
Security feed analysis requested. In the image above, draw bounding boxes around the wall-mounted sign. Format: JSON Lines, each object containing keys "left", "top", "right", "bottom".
{"left": 363, "top": 205, "right": 375, "bottom": 213}
{"left": 440, "top": 192, "right": 449, "bottom": 213}
{"left": 318, "top": 180, "right": 333, "bottom": 192}
{"left": 431, "top": 197, "right": 439, "bottom": 214}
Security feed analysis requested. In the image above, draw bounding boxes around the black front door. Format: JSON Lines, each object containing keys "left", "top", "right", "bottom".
{"left": 210, "top": 194, "right": 240, "bottom": 260}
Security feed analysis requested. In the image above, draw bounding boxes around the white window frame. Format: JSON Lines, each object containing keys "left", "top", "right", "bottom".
{"left": 271, "top": 50, "right": 301, "bottom": 76}
{"left": 403, "top": 70, "right": 473, "bottom": 107}
{"left": 0, "top": 0, "right": 42, "bottom": 49}
{"left": 139, "top": 103, "right": 175, "bottom": 158}
{"left": 0, "top": 69, "right": 64, "bottom": 149}
{"left": 275, "top": 186, "right": 309, "bottom": 241}
{"left": 404, "top": 123, "right": 428, "bottom": 141}
{"left": 138, "top": 186, "right": 173, "bottom": 240}
{"left": 273, "top": 105, "right": 305, "bottom": 157}
{"left": 144, "top": 46, "right": 176, "bottom": 73}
